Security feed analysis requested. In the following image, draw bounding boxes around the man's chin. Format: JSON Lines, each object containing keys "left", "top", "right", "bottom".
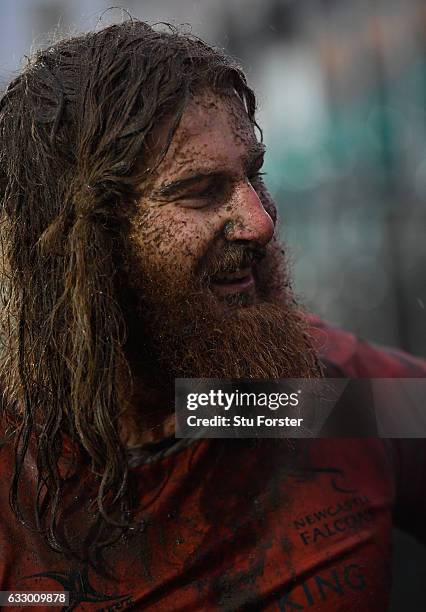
{"left": 142, "top": 295, "right": 321, "bottom": 381}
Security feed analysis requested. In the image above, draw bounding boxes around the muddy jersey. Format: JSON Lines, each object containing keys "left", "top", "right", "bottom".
{"left": 0, "top": 319, "right": 425, "bottom": 612}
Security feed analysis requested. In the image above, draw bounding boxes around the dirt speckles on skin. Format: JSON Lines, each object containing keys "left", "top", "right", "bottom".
{"left": 126, "top": 89, "right": 275, "bottom": 288}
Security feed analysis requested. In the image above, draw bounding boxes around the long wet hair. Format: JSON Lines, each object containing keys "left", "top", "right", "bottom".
{"left": 0, "top": 20, "right": 257, "bottom": 558}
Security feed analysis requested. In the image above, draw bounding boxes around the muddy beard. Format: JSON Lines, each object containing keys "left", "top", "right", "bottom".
{"left": 122, "top": 238, "right": 321, "bottom": 386}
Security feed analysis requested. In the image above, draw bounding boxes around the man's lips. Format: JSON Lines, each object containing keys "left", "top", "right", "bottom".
{"left": 210, "top": 267, "right": 255, "bottom": 294}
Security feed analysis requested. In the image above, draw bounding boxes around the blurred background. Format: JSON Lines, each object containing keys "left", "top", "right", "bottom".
{"left": 1, "top": 1, "right": 426, "bottom": 609}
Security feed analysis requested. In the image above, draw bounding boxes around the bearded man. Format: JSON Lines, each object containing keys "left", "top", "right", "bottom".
{"left": 0, "top": 20, "right": 425, "bottom": 612}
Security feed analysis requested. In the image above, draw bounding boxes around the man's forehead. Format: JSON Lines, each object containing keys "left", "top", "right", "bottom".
{"left": 178, "top": 91, "right": 253, "bottom": 137}
{"left": 149, "top": 90, "right": 259, "bottom": 178}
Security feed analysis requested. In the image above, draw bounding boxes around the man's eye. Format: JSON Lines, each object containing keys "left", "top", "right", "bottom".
{"left": 177, "top": 183, "right": 224, "bottom": 209}
{"left": 187, "top": 180, "right": 224, "bottom": 201}
{"left": 195, "top": 185, "right": 217, "bottom": 199}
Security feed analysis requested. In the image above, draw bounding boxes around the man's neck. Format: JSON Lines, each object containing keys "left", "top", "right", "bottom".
{"left": 118, "top": 366, "right": 175, "bottom": 448}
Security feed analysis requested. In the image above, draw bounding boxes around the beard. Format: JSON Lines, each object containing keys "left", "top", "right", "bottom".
{"left": 121, "top": 235, "right": 321, "bottom": 386}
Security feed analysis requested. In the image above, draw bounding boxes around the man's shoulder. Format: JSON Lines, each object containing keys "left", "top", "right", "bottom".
{"left": 308, "top": 314, "right": 426, "bottom": 378}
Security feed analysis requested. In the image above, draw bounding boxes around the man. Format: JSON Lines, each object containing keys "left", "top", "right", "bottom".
{"left": 0, "top": 20, "right": 425, "bottom": 611}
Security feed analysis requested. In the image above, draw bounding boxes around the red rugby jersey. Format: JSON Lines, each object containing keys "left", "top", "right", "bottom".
{"left": 0, "top": 318, "right": 424, "bottom": 611}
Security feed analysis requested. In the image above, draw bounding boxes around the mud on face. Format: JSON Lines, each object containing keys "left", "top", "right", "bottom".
{"left": 122, "top": 90, "right": 320, "bottom": 382}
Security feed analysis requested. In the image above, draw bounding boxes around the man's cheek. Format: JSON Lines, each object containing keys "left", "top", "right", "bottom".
{"left": 175, "top": 230, "right": 211, "bottom": 267}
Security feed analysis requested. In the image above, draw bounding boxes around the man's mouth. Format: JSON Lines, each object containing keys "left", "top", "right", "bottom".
{"left": 210, "top": 267, "right": 255, "bottom": 295}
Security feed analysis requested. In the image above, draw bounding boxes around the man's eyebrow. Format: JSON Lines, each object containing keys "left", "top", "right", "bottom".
{"left": 153, "top": 142, "right": 266, "bottom": 198}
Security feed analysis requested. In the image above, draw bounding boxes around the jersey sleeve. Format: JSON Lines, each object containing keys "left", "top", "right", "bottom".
{"left": 308, "top": 314, "right": 426, "bottom": 378}
{"left": 308, "top": 315, "right": 426, "bottom": 543}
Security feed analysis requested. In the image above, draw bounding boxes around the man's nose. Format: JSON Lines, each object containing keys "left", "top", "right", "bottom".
{"left": 224, "top": 181, "right": 275, "bottom": 246}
